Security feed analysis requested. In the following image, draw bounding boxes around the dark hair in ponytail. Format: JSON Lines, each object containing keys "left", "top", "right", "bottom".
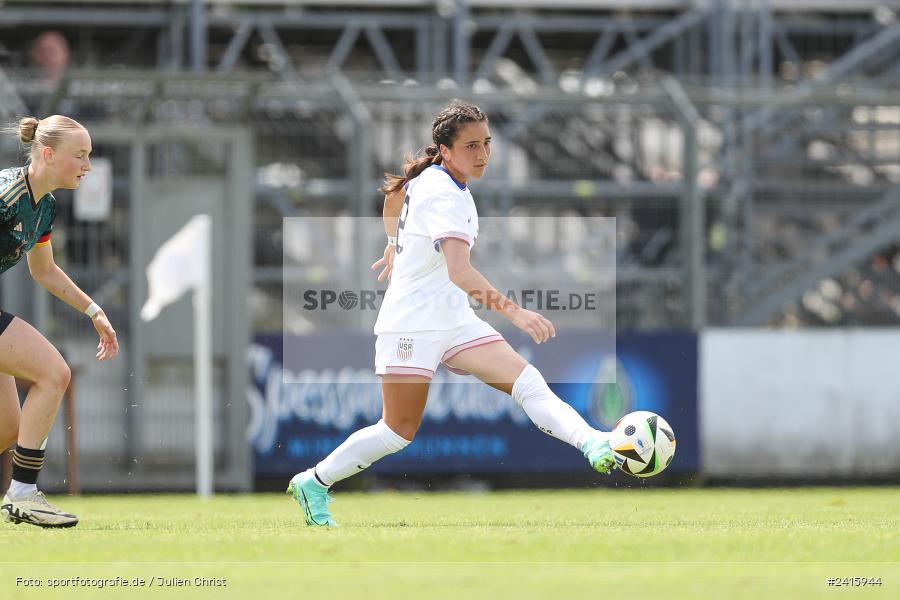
{"left": 379, "top": 99, "right": 488, "bottom": 195}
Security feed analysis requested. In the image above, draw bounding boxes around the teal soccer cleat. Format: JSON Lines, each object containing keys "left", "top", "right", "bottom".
{"left": 287, "top": 470, "right": 337, "bottom": 528}
{"left": 580, "top": 434, "right": 617, "bottom": 475}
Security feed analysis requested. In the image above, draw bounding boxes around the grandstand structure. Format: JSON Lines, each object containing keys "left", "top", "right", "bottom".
{"left": 1, "top": 0, "right": 900, "bottom": 490}
{"left": 2, "top": 0, "right": 899, "bottom": 330}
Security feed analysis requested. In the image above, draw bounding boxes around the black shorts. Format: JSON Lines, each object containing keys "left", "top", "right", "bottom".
{"left": 0, "top": 310, "right": 14, "bottom": 336}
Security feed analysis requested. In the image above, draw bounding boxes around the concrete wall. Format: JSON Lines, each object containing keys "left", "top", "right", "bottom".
{"left": 701, "top": 329, "right": 900, "bottom": 478}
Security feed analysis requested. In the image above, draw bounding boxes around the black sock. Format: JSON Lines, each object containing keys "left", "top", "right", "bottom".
{"left": 11, "top": 445, "right": 45, "bottom": 485}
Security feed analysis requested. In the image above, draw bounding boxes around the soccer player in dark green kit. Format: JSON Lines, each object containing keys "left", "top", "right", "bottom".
{"left": 0, "top": 115, "right": 119, "bottom": 528}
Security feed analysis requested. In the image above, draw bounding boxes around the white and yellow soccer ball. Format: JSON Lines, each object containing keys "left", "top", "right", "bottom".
{"left": 609, "top": 411, "right": 676, "bottom": 477}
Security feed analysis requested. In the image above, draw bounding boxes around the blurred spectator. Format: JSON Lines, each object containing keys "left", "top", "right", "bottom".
{"left": 30, "top": 31, "right": 70, "bottom": 85}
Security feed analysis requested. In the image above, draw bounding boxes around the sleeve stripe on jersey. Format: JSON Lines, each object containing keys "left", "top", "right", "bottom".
{"left": 2, "top": 180, "right": 26, "bottom": 206}
{"left": 34, "top": 233, "right": 52, "bottom": 247}
{"left": 431, "top": 231, "right": 472, "bottom": 246}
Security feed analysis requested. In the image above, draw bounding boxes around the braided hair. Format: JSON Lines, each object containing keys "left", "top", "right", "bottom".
{"left": 379, "top": 100, "right": 488, "bottom": 195}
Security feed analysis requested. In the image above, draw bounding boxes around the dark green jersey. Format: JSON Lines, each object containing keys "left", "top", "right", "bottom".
{"left": 0, "top": 167, "right": 57, "bottom": 275}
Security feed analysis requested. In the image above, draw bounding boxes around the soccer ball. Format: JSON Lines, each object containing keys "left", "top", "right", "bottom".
{"left": 609, "top": 411, "right": 676, "bottom": 477}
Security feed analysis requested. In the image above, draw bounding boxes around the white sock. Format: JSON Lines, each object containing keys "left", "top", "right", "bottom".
{"left": 512, "top": 364, "right": 599, "bottom": 450}
{"left": 7, "top": 479, "right": 37, "bottom": 499}
{"left": 314, "top": 419, "right": 411, "bottom": 487}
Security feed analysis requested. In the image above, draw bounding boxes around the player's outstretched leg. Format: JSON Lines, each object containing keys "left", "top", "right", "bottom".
{"left": 579, "top": 434, "right": 616, "bottom": 475}
{"left": 286, "top": 469, "right": 336, "bottom": 528}
{"left": 286, "top": 377, "right": 425, "bottom": 527}
{"left": 444, "top": 339, "right": 616, "bottom": 475}
{"left": 1, "top": 488, "right": 78, "bottom": 528}
{"left": 285, "top": 420, "right": 411, "bottom": 527}
{"left": 286, "top": 420, "right": 410, "bottom": 528}
{"left": 512, "top": 363, "right": 616, "bottom": 474}
{"left": 0, "top": 317, "right": 78, "bottom": 528}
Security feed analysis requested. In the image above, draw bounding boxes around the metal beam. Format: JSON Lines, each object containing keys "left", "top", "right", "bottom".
{"left": 217, "top": 21, "right": 255, "bottom": 72}
{"left": 0, "top": 7, "right": 169, "bottom": 26}
{"left": 736, "top": 187, "right": 900, "bottom": 326}
{"left": 415, "top": 19, "right": 430, "bottom": 82}
{"left": 758, "top": 2, "right": 773, "bottom": 88}
{"left": 190, "top": 0, "right": 207, "bottom": 72}
{"left": 583, "top": 27, "right": 619, "bottom": 77}
{"left": 0, "top": 2, "right": 888, "bottom": 89}
{"left": 748, "top": 20, "right": 900, "bottom": 130}
{"left": 170, "top": 6, "right": 186, "bottom": 70}
{"left": 473, "top": 23, "right": 515, "bottom": 82}
{"left": 452, "top": 0, "right": 471, "bottom": 86}
{"left": 746, "top": 187, "right": 900, "bottom": 300}
{"left": 207, "top": 12, "right": 426, "bottom": 29}
{"left": 595, "top": 7, "right": 709, "bottom": 76}
{"left": 363, "top": 22, "right": 405, "bottom": 81}
{"left": 621, "top": 17, "right": 658, "bottom": 73}
{"left": 257, "top": 21, "right": 300, "bottom": 80}
{"left": 4, "top": 0, "right": 889, "bottom": 11}
{"left": 15, "top": 68, "right": 900, "bottom": 107}
{"left": 664, "top": 77, "right": 705, "bottom": 328}
{"left": 518, "top": 26, "right": 556, "bottom": 86}
{"left": 818, "top": 23, "right": 900, "bottom": 82}
{"left": 325, "top": 23, "right": 362, "bottom": 74}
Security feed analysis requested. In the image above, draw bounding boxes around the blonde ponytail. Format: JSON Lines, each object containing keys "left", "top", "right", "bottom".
{"left": 12, "top": 114, "right": 85, "bottom": 156}
{"left": 17, "top": 117, "right": 40, "bottom": 144}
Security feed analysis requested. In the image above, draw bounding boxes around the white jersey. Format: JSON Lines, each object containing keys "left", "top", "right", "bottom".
{"left": 374, "top": 165, "right": 480, "bottom": 334}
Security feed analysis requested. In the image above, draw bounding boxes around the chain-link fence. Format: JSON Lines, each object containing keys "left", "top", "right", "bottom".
{"left": 1, "top": 123, "right": 252, "bottom": 492}
{"left": 4, "top": 69, "right": 900, "bottom": 488}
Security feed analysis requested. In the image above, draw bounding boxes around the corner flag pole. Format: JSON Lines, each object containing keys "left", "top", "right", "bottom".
{"left": 140, "top": 214, "right": 215, "bottom": 498}
{"left": 194, "top": 217, "right": 214, "bottom": 498}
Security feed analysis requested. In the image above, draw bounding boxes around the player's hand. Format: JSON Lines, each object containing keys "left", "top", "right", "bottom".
{"left": 371, "top": 244, "right": 396, "bottom": 282}
{"left": 91, "top": 311, "right": 119, "bottom": 361}
{"left": 508, "top": 307, "right": 555, "bottom": 344}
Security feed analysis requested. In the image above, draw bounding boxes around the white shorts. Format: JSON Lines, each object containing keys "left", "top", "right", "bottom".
{"left": 375, "top": 320, "right": 505, "bottom": 379}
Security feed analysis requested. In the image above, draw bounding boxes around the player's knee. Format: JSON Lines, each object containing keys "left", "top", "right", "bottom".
{"left": 384, "top": 417, "right": 420, "bottom": 442}
{"left": 42, "top": 361, "right": 71, "bottom": 394}
{"left": 394, "top": 423, "right": 420, "bottom": 442}
{"left": 54, "top": 362, "right": 72, "bottom": 392}
{"left": 397, "top": 425, "right": 419, "bottom": 442}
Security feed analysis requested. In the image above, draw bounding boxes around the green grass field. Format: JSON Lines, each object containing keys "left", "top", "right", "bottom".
{"left": 1, "top": 487, "right": 897, "bottom": 599}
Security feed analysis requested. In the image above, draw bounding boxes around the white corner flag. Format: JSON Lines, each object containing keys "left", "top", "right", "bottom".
{"left": 141, "top": 214, "right": 214, "bottom": 498}
{"left": 140, "top": 214, "right": 211, "bottom": 322}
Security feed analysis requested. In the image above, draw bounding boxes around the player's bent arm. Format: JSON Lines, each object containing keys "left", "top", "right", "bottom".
{"left": 382, "top": 188, "right": 405, "bottom": 236}
{"left": 443, "top": 238, "right": 513, "bottom": 312}
{"left": 373, "top": 189, "right": 406, "bottom": 282}
{"left": 27, "top": 243, "right": 119, "bottom": 360}
{"left": 443, "top": 239, "right": 555, "bottom": 343}
{"left": 27, "top": 243, "right": 98, "bottom": 314}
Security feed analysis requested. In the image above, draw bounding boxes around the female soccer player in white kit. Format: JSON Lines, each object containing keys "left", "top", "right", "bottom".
{"left": 288, "top": 100, "right": 615, "bottom": 526}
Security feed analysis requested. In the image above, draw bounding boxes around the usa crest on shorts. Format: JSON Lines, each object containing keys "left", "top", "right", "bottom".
{"left": 397, "top": 337, "right": 414, "bottom": 362}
